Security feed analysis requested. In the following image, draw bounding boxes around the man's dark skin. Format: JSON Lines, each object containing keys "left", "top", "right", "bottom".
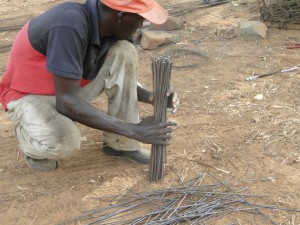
{"left": 54, "top": 3, "right": 177, "bottom": 147}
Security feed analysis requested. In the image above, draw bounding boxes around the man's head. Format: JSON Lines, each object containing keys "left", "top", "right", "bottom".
{"left": 99, "top": 0, "right": 168, "bottom": 39}
{"left": 101, "top": 0, "right": 168, "bottom": 25}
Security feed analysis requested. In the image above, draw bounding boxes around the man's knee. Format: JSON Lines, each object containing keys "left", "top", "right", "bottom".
{"left": 38, "top": 119, "right": 82, "bottom": 160}
{"left": 46, "top": 132, "right": 81, "bottom": 160}
{"left": 8, "top": 95, "right": 82, "bottom": 161}
{"left": 17, "top": 123, "right": 81, "bottom": 160}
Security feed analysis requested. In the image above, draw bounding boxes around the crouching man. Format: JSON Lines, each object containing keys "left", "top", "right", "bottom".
{"left": 0, "top": 0, "right": 179, "bottom": 171}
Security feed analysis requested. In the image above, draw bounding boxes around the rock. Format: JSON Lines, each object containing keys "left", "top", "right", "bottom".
{"left": 88, "top": 179, "right": 96, "bottom": 183}
{"left": 211, "top": 152, "right": 222, "bottom": 160}
{"left": 141, "top": 31, "right": 174, "bottom": 50}
{"left": 215, "top": 26, "right": 237, "bottom": 39}
{"left": 254, "top": 94, "right": 264, "bottom": 101}
{"left": 149, "top": 16, "right": 184, "bottom": 31}
{"left": 238, "top": 21, "right": 267, "bottom": 39}
{"left": 253, "top": 117, "right": 260, "bottom": 123}
{"left": 132, "top": 28, "right": 144, "bottom": 44}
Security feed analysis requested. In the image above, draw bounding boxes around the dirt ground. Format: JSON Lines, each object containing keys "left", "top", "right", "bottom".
{"left": 0, "top": 0, "right": 300, "bottom": 224}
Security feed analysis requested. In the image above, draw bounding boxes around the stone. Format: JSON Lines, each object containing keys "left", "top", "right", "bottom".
{"left": 141, "top": 31, "right": 174, "bottom": 50}
{"left": 81, "top": 136, "right": 87, "bottom": 142}
{"left": 211, "top": 152, "right": 222, "bottom": 160}
{"left": 149, "top": 16, "right": 184, "bottom": 31}
{"left": 254, "top": 94, "right": 264, "bottom": 101}
{"left": 238, "top": 21, "right": 267, "bottom": 39}
{"left": 132, "top": 28, "right": 144, "bottom": 44}
{"left": 215, "top": 26, "right": 237, "bottom": 39}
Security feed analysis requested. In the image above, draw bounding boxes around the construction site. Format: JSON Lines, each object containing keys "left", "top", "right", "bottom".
{"left": 0, "top": 0, "right": 299, "bottom": 224}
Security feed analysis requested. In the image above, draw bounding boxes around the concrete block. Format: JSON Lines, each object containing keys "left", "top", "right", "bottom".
{"left": 141, "top": 31, "right": 175, "bottom": 50}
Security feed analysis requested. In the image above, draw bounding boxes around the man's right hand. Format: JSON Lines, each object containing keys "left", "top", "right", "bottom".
{"left": 134, "top": 116, "right": 177, "bottom": 145}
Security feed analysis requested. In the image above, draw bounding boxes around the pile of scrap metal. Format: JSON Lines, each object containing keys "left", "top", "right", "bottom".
{"left": 166, "top": 0, "right": 232, "bottom": 17}
{"left": 260, "top": 0, "right": 300, "bottom": 29}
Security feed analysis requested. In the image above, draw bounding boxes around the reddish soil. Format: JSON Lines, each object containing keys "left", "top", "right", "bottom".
{"left": 0, "top": 0, "right": 299, "bottom": 224}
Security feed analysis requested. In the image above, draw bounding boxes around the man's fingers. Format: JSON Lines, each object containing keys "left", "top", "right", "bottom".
{"left": 172, "top": 98, "right": 179, "bottom": 113}
{"left": 151, "top": 137, "right": 171, "bottom": 145}
{"left": 172, "top": 92, "right": 178, "bottom": 103}
{"left": 158, "top": 127, "right": 173, "bottom": 134}
{"left": 159, "top": 135, "right": 172, "bottom": 140}
{"left": 141, "top": 116, "right": 154, "bottom": 121}
{"left": 154, "top": 141, "right": 171, "bottom": 146}
{"left": 165, "top": 87, "right": 180, "bottom": 114}
{"left": 158, "top": 120, "right": 177, "bottom": 127}
{"left": 174, "top": 97, "right": 179, "bottom": 106}
{"left": 170, "top": 92, "right": 179, "bottom": 114}
{"left": 172, "top": 107, "right": 178, "bottom": 114}
{"left": 151, "top": 133, "right": 173, "bottom": 145}
{"left": 166, "top": 86, "right": 174, "bottom": 97}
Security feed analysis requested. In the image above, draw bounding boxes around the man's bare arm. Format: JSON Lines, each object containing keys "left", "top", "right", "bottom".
{"left": 53, "top": 76, "right": 176, "bottom": 145}
{"left": 137, "top": 82, "right": 154, "bottom": 105}
{"left": 137, "top": 82, "right": 179, "bottom": 113}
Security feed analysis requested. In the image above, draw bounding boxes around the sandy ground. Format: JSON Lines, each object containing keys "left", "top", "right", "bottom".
{"left": 0, "top": 0, "right": 300, "bottom": 224}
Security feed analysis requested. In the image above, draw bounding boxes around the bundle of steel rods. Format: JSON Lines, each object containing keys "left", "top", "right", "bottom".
{"left": 149, "top": 56, "right": 173, "bottom": 182}
{"left": 58, "top": 172, "right": 300, "bottom": 225}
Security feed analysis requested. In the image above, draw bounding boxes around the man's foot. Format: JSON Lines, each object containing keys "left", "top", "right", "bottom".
{"left": 24, "top": 155, "right": 58, "bottom": 171}
{"left": 102, "top": 144, "right": 150, "bottom": 165}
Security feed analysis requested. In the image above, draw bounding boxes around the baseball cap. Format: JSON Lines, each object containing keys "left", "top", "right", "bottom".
{"left": 101, "top": 0, "right": 168, "bottom": 25}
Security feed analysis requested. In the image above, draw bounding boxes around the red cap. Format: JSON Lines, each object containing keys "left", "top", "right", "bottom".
{"left": 101, "top": 0, "right": 168, "bottom": 25}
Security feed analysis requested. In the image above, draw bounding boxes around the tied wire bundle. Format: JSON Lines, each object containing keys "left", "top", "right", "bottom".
{"left": 260, "top": 0, "right": 300, "bottom": 28}
{"left": 149, "top": 56, "right": 173, "bottom": 182}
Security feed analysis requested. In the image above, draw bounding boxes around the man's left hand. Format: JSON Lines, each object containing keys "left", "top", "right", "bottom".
{"left": 166, "top": 86, "right": 179, "bottom": 113}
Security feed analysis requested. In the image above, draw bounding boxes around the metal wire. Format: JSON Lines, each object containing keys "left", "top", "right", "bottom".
{"left": 57, "top": 172, "right": 300, "bottom": 225}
